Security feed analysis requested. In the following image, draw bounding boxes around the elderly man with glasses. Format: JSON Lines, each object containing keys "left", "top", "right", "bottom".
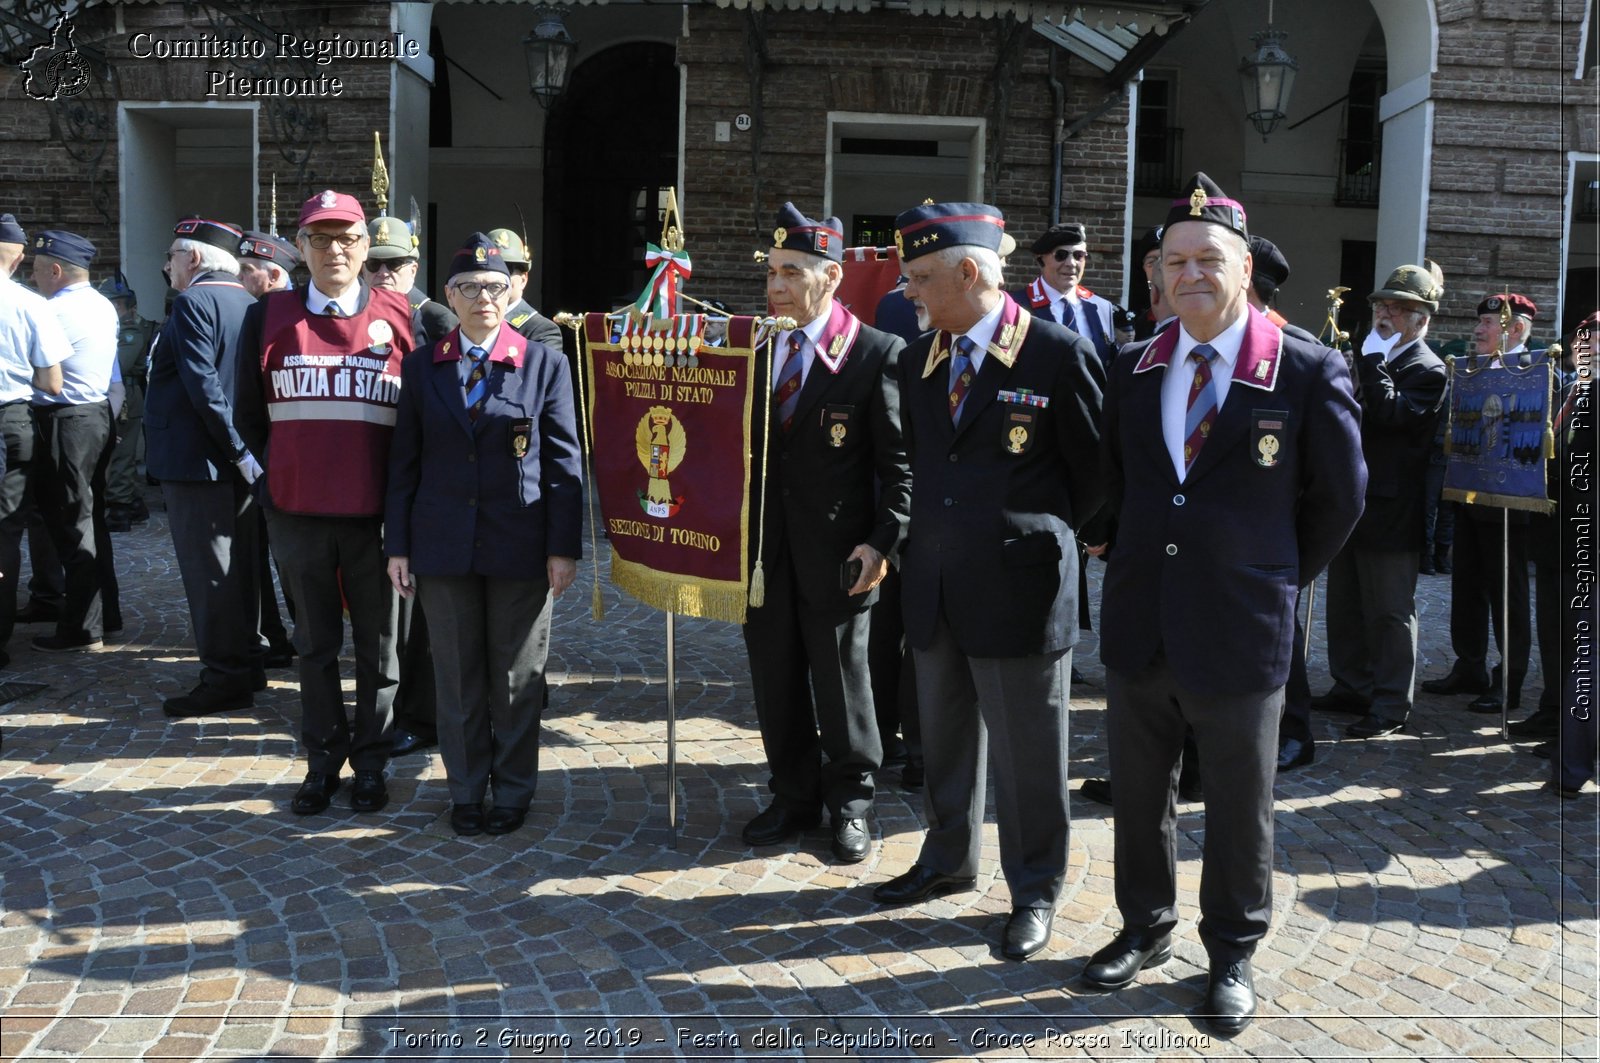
{"left": 364, "top": 215, "right": 457, "bottom": 348}
{"left": 1013, "top": 222, "right": 1127, "bottom": 368}
{"left": 234, "top": 190, "right": 412, "bottom": 819}
{"left": 1314, "top": 266, "right": 1449, "bottom": 740}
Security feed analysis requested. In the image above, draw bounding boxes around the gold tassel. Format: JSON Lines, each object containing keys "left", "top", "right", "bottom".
{"left": 749, "top": 563, "right": 766, "bottom": 608}
{"left": 1545, "top": 423, "right": 1556, "bottom": 460}
{"left": 591, "top": 577, "right": 604, "bottom": 621}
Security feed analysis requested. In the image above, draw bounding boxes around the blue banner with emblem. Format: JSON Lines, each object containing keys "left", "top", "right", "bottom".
{"left": 1441, "top": 360, "right": 1556, "bottom": 515}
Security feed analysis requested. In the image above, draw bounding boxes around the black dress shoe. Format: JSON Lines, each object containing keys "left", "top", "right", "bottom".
{"left": 831, "top": 816, "right": 870, "bottom": 863}
{"left": 1530, "top": 742, "right": 1554, "bottom": 760}
{"left": 1080, "top": 777, "right": 1113, "bottom": 806}
{"left": 15, "top": 602, "right": 60, "bottom": 624}
{"left": 1276, "top": 737, "right": 1314, "bottom": 771}
{"left": 350, "top": 770, "right": 388, "bottom": 813}
{"left": 873, "top": 864, "right": 977, "bottom": 906}
{"left": 1203, "top": 958, "right": 1256, "bottom": 1035}
{"left": 1435, "top": 555, "right": 1452, "bottom": 574}
{"left": 1002, "top": 907, "right": 1054, "bottom": 961}
{"left": 163, "top": 683, "right": 254, "bottom": 718}
{"left": 741, "top": 803, "right": 821, "bottom": 846}
{"left": 1178, "top": 774, "right": 1204, "bottom": 803}
{"left": 451, "top": 804, "right": 487, "bottom": 835}
{"left": 1309, "top": 688, "right": 1371, "bottom": 714}
{"left": 485, "top": 807, "right": 527, "bottom": 835}
{"left": 1418, "top": 555, "right": 1435, "bottom": 575}
{"left": 1467, "top": 691, "right": 1508, "bottom": 714}
{"left": 1346, "top": 714, "right": 1406, "bottom": 739}
{"left": 900, "top": 761, "right": 925, "bottom": 789}
{"left": 291, "top": 771, "right": 341, "bottom": 815}
{"left": 1544, "top": 780, "right": 1584, "bottom": 799}
{"left": 31, "top": 633, "right": 103, "bottom": 652}
{"left": 1509, "top": 710, "right": 1559, "bottom": 739}
{"left": 1421, "top": 670, "right": 1491, "bottom": 696}
{"left": 1070, "top": 666, "right": 1086, "bottom": 684}
{"left": 263, "top": 643, "right": 296, "bottom": 669}
{"left": 1081, "top": 929, "right": 1173, "bottom": 990}
{"left": 391, "top": 729, "right": 439, "bottom": 756}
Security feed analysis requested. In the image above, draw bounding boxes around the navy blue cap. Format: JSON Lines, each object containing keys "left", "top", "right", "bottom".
{"left": 771, "top": 203, "right": 844, "bottom": 262}
{"left": 33, "top": 230, "right": 96, "bottom": 269}
{"left": 893, "top": 201, "right": 1006, "bottom": 262}
{"left": 173, "top": 216, "right": 244, "bottom": 254}
{"left": 239, "top": 230, "right": 302, "bottom": 270}
{"left": 1030, "top": 223, "right": 1086, "bottom": 256}
{"left": 1248, "top": 236, "right": 1290, "bottom": 289}
{"left": 0, "top": 214, "right": 24, "bottom": 245}
{"left": 1164, "top": 172, "right": 1248, "bottom": 241}
{"left": 447, "top": 232, "right": 510, "bottom": 280}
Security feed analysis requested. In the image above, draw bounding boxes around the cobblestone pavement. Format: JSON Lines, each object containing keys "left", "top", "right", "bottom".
{"left": 2, "top": 496, "right": 1596, "bottom": 1061}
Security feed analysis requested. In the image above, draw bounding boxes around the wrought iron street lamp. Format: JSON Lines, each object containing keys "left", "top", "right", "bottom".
{"left": 524, "top": 8, "right": 577, "bottom": 109}
{"left": 1239, "top": 0, "right": 1298, "bottom": 140}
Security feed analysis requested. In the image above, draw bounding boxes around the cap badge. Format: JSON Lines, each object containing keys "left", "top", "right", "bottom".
{"left": 1189, "top": 186, "right": 1208, "bottom": 217}
{"left": 34, "top": 236, "right": 44, "bottom": 248}
{"left": 816, "top": 232, "right": 829, "bottom": 252}
{"left": 495, "top": 232, "right": 510, "bottom": 247}
{"left": 474, "top": 247, "right": 486, "bottom": 262}
{"left": 319, "top": 190, "right": 337, "bottom": 209}
{"left": 376, "top": 220, "right": 390, "bottom": 244}
{"left": 773, "top": 226, "right": 787, "bottom": 248}
{"left": 894, "top": 230, "right": 904, "bottom": 258}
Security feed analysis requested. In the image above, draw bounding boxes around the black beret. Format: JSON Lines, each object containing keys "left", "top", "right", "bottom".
{"left": 239, "top": 231, "right": 302, "bottom": 271}
{"left": 174, "top": 217, "right": 245, "bottom": 255}
{"left": 1030, "top": 223, "right": 1087, "bottom": 256}
{"left": 1248, "top": 236, "right": 1290, "bottom": 289}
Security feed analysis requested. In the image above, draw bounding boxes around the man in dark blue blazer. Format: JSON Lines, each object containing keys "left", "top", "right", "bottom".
{"left": 145, "top": 216, "right": 262, "bottom": 718}
{"left": 1319, "top": 265, "right": 1448, "bottom": 740}
{"left": 740, "top": 204, "right": 910, "bottom": 865}
{"left": 1082, "top": 174, "right": 1365, "bottom": 1034}
{"left": 871, "top": 202, "right": 1105, "bottom": 963}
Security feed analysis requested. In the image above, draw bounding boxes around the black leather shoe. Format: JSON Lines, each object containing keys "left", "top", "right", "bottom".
{"left": 263, "top": 642, "right": 296, "bottom": 669}
{"left": 1418, "top": 555, "right": 1435, "bottom": 575}
{"left": 163, "top": 683, "right": 254, "bottom": 718}
{"left": 1544, "top": 780, "right": 1584, "bottom": 799}
{"left": 1178, "top": 774, "right": 1204, "bottom": 803}
{"left": 1276, "top": 737, "right": 1314, "bottom": 771}
{"left": 485, "top": 807, "right": 527, "bottom": 834}
{"left": 31, "top": 633, "right": 103, "bottom": 652}
{"left": 1421, "top": 670, "right": 1491, "bottom": 696}
{"left": 1435, "top": 554, "right": 1452, "bottom": 574}
{"left": 873, "top": 864, "right": 977, "bottom": 906}
{"left": 391, "top": 729, "right": 438, "bottom": 756}
{"left": 831, "top": 817, "right": 870, "bottom": 863}
{"left": 741, "top": 803, "right": 821, "bottom": 846}
{"left": 291, "top": 772, "right": 341, "bottom": 815}
{"left": 451, "top": 804, "right": 487, "bottom": 836}
{"left": 1203, "top": 958, "right": 1256, "bottom": 1035}
{"left": 1310, "top": 688, "right": 1370, "bottom": 714}
{"left": 899, "top": 760, "right": 925, "bottom": 789}
{"left": 350, "top": 770, "right": 388, "bottom": 813}
{"left": 15, "top": 602, "right": 60, "bottom": 624}
{"left": 1002, "top": 907, "right": 1054, "bottom": 961}
{"left": 1509, "top": 710, "right": 1559, "bottom": 739}
{"left": 1070, "top": 666, "right": 1086, "bottom": 684}
{"left": 1080, "top": 778, "right": 1113, "bottom": 806}
{"left": 1530, "top": 742, "right": 1554, "bottom": 760}
{"left": 1467, "top": 691, "right": 1508, "bottom": 714}
{"left": 1346, "top": 715, "right": 1406, "bottom": 739}
{"left": 1081, "top": 929, "right": 1173, "bottom": 990}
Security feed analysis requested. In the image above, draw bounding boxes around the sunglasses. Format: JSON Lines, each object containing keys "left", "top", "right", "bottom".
{"left": 1048, "top": 248, "right": 1088, "bottom": 263}
{"left": 364, "top": 259, "right": 416, "bottom": 273}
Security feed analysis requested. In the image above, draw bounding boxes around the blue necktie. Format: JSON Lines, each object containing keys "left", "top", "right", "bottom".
{"left": 465, "top": 346, "right": 489, "bottom": 419}
{"left": 1183, "top": 343, "right": 1220, "bottom": 471}
{"left": 774, "top": 332, "right": 805, "bottom": 433}
{"left": 949, "top": 336, "right": 976, "bottom": 426}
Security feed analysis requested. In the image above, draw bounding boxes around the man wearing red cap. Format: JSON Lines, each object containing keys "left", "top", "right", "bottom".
{"left": 235, "top": 190, "right": 411, "bottom": 818}
{"left": 1084, "top": 173, "right": 1364, "bottom": 1034}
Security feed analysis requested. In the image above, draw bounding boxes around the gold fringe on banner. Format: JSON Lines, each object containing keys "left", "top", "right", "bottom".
{"left": 1440, "top": 488, "right": 1556, "bottom": 515}
{"left": 611, "top": 552, "right": 749, "bottom": 625}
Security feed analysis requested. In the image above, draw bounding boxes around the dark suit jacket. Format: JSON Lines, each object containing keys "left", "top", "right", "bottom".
{"left": 898, "top": 294, "right": 1106, "bottom": 657}
{"left": 507, "top": 299, "right": 564, "bottom": 351}
{"left": 750, "top": 301, "right": 910, "bottom": 614}
{"left": 408, "top": 286, "right": 458, "bottom": 348}
{"left": 1348, "top": 338, "right": 1448, "bottom": 550}
{"left": 144, "top": 271, "right": 255, "bottom": 482}
{"left": 1099, "top": 306, "right": 1366, "bottom": 695}
{"left": 385, "top": 325, "right": 583, "bottom": 578}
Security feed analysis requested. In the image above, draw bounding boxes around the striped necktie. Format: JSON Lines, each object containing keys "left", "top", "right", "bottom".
{"left": 774, "top": 331, "right": 805, "bottom": 433}
{"left": 325, "top": 303, "right": 342, "bottom": 318}
{"left": 949, "top": 336, "right": 976, "bottom": 426}
{"left": 1183, "top": 343, "right": 1220, "bottom": 472}
{"left": 465, "top": 346, "right": 490, "bottom": 420}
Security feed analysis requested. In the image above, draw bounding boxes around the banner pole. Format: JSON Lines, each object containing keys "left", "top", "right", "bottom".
{"left": 666, "top": 610, "right": 678, "bottom": 848}
{"left": 1500, "top": 509, "right": 1510, "bottom": 741}
{"left": 1301, "top": 580, "right": 1317, "bottom": 659}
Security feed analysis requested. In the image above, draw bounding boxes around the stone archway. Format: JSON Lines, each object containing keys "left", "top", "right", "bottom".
{"left": 1368, "top": 0, "right": 1438, "bottom": 280}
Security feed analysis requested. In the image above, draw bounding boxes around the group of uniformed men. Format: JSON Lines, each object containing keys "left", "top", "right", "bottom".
{"left": 0, "top": 167, "right": 1591, "bottom": 1036}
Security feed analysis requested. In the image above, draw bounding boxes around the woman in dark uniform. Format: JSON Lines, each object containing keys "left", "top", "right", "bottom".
{"left": 385, "top": 232, "right": 583, "bottom": 836}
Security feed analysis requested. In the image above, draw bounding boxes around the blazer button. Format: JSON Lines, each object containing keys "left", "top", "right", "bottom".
{"left": 1173, "top": 493, "right": 1185, "bottom": 505}
{"left": 948, "top": 453, "right": 959, "bottom": 462}
{"left": 467, "top": 453, "right": 476, "bottom": 463}
{"left": 1166, "top": 543, "right": 1178, "bottom": 556}
{"left": 943, "top": 497, "right": 954, "bottom": 507}
{"left": 468, "top": 497, "right": 477, "bottom": 507}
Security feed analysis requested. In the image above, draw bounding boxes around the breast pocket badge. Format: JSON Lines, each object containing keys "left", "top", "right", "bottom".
{"left": 823, "top": 404, "right": 853, "bottom": 448}
{"left": 1253, "top": 410, "right": 1287, "bottom": 468}
{"left": 510, "top": 418, "right": 532, "bottom": 459}
{"left": 1002, "top": 407, "right": 1036, "bottom": 454}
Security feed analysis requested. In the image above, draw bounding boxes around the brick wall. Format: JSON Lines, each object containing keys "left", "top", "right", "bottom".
{"left": 676, "top": 8, "right": 1132, "bottom": 310}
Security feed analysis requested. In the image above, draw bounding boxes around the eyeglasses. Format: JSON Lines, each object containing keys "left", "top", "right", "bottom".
{"left": 163, "top": 249, "right": 182, "bottom": 260}
{"left": 304, "top": 233, "right": 365, "bottom": 251}
{"left": 1049, "top": 248, "right": 1089, "bottom": 263}
{"left": 364, "top": 259, "right": 416, "bottom": 273}
{"left": 450, "top": 281, "right": 510, "bottom": 300}
{"left": 1371, "top": 300, "right": 1420, "bottom": 318}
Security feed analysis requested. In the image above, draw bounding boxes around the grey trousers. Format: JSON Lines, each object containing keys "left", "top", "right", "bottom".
{"left": 416, "top": 573, "right": 553, "bottom": 810}
{"left": 1106, "top": 657, "right": 1281, "bottom": 963}
{"left": 264, "top": 510, "right": 397, "bottom": 775}
{"left": 911, "top": 612, "right": 1070, "bottom": 911}
{"left": 1325, "top": 546, "right": 1421, "bottom": 722}
{"left": 163, "top": 478, "right": 258, "bottom": 693}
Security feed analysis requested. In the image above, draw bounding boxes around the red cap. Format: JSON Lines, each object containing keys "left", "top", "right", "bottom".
{"left": 297, "top": 190, "right": 365, "bottom": 229}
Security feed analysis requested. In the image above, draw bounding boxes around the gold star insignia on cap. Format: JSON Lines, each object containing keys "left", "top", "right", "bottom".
{"left": 1189, "top": 186, "right": 1207, "bottom": 217}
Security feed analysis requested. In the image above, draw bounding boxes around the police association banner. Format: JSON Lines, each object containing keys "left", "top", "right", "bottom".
{"left": 583, "top": 313, "right": 759, "bottom": 624}
{"left": 1442, "top": 360, "right": 1556, "bottom": 515}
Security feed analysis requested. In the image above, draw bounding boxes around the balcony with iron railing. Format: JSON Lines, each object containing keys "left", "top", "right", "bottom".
{"left": 1133, "top": 127, "right": 1183, "bottom": 197}
{"left": 1336, "top": 138, "right": 1381, "bottom": 207}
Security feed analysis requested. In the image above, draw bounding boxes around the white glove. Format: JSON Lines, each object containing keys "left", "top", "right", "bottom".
{"left": 235, "top": 451, "right": 264, "bottom": 485}
{"left": 1361, "top": 329, "right": 1401, "bottom": 359}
